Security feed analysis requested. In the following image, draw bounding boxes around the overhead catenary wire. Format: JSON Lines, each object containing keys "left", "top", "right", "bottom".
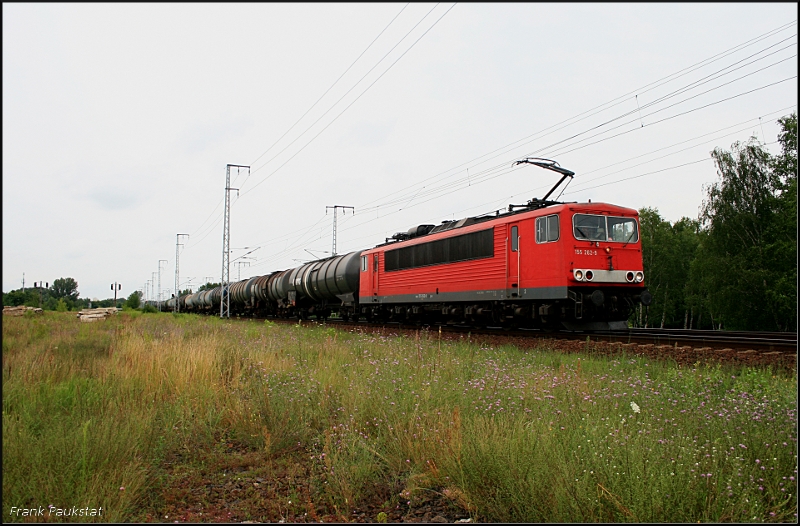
{"left": 238, "top": 103, "right": 797, "bottom": 272}
{"left": 352, "top": 21, "right": 797, "bottom": 212}
{"left": 239, "top": 3, "right": 458, "bottom": 198}
{"left": 185, "top": 5, "right": 423, "bottom": 247}
{"left": 173, "top": 17, "right": 795, "bottom": 280}
{"left": 355, "top": 65, "right": 797, "bottom": 216}
{"left": 218, "top": 78, "right": 798, "bottom": 271}
{"left": 361, "top": 45, "right": 798, "bottom": 213}
{"left": 183, "top": 4, "right": 453, "bottom": 246}
{"left": 332, "top": 103, "right": 783, "bottom": 250}
{"left": 244, "top": 3, "right": 414, "bottom": 176}
{"left": 188, "top": 18, "right": 796, "bottom": 249}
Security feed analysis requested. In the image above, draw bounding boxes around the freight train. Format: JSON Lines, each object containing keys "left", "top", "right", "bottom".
{"left": 163, "top": 160, "right": 653, "bottom": 331}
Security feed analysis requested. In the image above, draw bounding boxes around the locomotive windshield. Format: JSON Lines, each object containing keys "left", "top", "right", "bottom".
{"left": 573, "top": 214, "right": 638, "bottom": 243}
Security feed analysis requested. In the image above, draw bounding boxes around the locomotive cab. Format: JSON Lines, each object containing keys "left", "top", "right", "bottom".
{"left": 559, "top": 204, "right": 651, "bottom": 330}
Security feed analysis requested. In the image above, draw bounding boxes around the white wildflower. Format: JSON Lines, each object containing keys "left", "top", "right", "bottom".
{"left": 630, "top": 401, "right": 640, "bottom": 413}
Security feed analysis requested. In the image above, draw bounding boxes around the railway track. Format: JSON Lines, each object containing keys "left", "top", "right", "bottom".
{"left": 252, "top": 315, "right": 797, "bottom": 360}
{"left": 579, "top": 327, "right": 797, "bottom": 352}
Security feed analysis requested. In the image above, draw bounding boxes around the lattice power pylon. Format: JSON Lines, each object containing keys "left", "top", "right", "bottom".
{"left": 175, "top": 234, "right": 189, "bottom": 312}
{"left": 221, "top": 164, "right": 249, "bottom": 318}
{"left": 326, "top": 205, "right": 354, "bottom": 256}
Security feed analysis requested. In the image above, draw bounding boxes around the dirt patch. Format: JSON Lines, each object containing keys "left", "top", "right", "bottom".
{"left": 136, "top": 439, "right": 473, "bottom": 524}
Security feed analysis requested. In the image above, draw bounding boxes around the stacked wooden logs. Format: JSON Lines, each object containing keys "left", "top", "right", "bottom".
{"left": 3, "top": 305, "right": 44, "bottom": 316}
{"left": 77, "top": 307, "right": 119, "bottom": 322}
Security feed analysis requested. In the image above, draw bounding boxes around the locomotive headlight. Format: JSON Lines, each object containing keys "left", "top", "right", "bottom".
{"left": 585, "top": 270, "right": 594, "bottom": 281}
{"left": 574, "top": 269, "right": 584, "bottom": 281}
{"left": 626, "top": 271, "right": 635, "bottom": 282}
{"left": 635, "top": 271, "right": 644, "bottom": 283}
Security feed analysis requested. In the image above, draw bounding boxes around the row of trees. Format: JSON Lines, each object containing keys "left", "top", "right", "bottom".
{"left": 2, "top": 277, "right": 144, "bottom": 311}
{"left": 2, "top": 277, "right": 87, "bottom": 311}
{"left": 636, "top": 113, "right": 796, "bottom": 331}
{"left": 2, "top": 278, "right": 212, "bottom": 312}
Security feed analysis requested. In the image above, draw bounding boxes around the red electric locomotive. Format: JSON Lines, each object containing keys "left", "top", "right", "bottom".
{"left": 357, "top": 159, "right": 652, "bottom": 330}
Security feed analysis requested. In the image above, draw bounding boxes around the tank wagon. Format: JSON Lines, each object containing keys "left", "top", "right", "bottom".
{"left": 170, "top": 159, "right": 652, "bottom": 330}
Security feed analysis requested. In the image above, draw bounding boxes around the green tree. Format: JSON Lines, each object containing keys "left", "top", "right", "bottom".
{"left": 636, "top": 208, "right": 700, "bottom": 328}
{"left": 51, "top": 277, "right": 79, "bottom": 301}
{"left": 95, "top": 298, "right": 117, "bottom": 308}
{"left": 197, "top": 282, "right": 220, "bottom": 292}
{"left": 692, "top": 113, "right": 797, "bottom": 330}
{"left": 125, "top": 291, "right": 141, "bottom": 310}
{"left": 764, "top": 113, "right": 798, "bottom": 331}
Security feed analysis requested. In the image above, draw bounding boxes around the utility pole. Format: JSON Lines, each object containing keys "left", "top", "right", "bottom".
{"left": 326, "top": 205, "right": 354, "bottom": 256}
{"left": 221, "top": 164, "right": 249, "bottom": 319}
{"left": 175, "top": 233, "right": 189, "bottom": 312}
{"left": 22, "top": 273, "right": 25, "bottom": 295}
{"left": 235, "top": 261, "right": 251, "bottom": 281}
{"left": 151, "top": 272, "right": 157, "bottom": 308}
{"left": 111, "top": 282, "right": 122, "bottom": 307}
{"left": 158, "top": 260, "right": 168, "bottom": 311}
{"left": 33, "top": 281, "right": 48, "bottom": 309}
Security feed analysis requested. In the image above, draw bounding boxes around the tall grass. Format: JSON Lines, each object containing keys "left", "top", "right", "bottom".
{"left": 2, "top": 313, "right": 797, "bottom": 522}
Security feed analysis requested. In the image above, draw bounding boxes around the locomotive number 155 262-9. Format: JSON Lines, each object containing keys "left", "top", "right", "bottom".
{"left": 574, "top": 249, "right": 598, "bottom": 256}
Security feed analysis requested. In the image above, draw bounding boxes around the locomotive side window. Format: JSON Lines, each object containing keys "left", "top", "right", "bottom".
{"left": 573, "top": 214, "right": 639, "bottom": 243}
{"left": 536, "top": 215, "right": 560, "bottom": 243}
{"left": 511, "top": 226, "right": 519, "bottom": 252}
{"left": 384, "top": 228, "right": 494, "bottom": 272}
{"left": 361, "top": 255, "right": 368, "bottom": 272}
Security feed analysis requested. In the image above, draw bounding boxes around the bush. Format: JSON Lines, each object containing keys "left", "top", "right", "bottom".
{"left": 125, "top": 292, "right": 141, "bottom": 310}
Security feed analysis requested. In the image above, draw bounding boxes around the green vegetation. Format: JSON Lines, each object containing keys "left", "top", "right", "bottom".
{"left": 3, "top": 313, "right": 796, "bottom": 522}
{"left": 2, "top": 277, "right": 124, "bottom": 312}
{"left": 124, "top": 291, "right": 141, "bottom": 310}
{"left": 638, "top": 113, "right": 797, "bottom": 330}
{"left": 51, "top": 277, "right": 79, "bottom": 303}
{"left": 197, "top": 282, "right": 221, "bottom": 292}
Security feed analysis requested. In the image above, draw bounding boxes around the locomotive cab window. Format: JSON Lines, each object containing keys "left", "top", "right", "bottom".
{"left": 608, "top": 216, "right": 639, "bottom": 243}
{"left": 536, "top": 214, "right": 560, "bottom": 243}
{"left": 361, "top": 255, "right": 368, "bottom": 272}
{"left": 573, "top": 214, "right": 639, "bottom": 243}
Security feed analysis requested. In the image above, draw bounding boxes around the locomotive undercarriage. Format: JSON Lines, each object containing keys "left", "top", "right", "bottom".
{"left": 357, "top": 286, "right": 646, "bottom": 331}
{"left": 358, "top": 303, "right": 606, "bottom": 331}
{"left": 201, "top": 287, "right": 648, "bottom": 332}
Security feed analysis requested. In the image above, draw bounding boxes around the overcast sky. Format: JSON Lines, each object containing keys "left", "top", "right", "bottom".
{"left": 3, "top": 3, "right": 797, "bottom": 301}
